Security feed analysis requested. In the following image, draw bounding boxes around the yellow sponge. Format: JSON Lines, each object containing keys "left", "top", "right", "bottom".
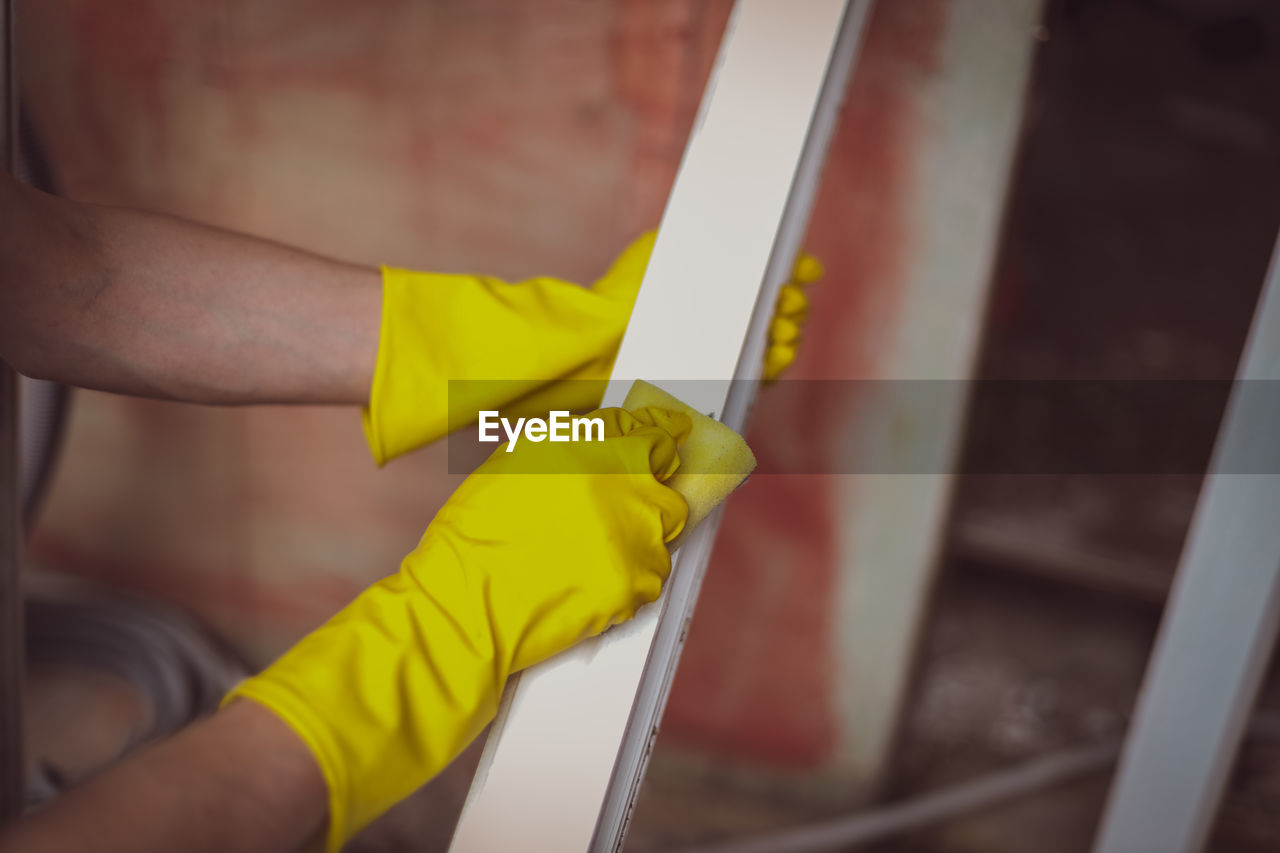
{"left": 623, "top": 381, "right": 756, "bottom": 549}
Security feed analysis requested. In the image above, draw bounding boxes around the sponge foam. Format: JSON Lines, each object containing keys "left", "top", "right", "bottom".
{"left": 623, "top": 381, "right": 756, "bottom": 549}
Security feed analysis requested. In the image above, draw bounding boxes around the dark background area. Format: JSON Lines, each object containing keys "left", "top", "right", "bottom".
{"left": 906, "top": 0, "right": 1280, "bottom": 849}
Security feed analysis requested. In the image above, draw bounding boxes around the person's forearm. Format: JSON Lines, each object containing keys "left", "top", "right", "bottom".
{"left": 0, "top": 173, "right": 380, "bottom": 404}
{"left": 0, "top": 701, "right": 327, "bottom": 853}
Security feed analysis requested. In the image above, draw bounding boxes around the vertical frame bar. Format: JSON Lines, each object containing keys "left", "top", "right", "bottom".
{"left": 449, "top": 3, "right": 867, "bottom": 851}
{"left": 597, "top": 4, "right": 872, "bottom": 846}
{"left": 1094, "top": 233, "right": 1280, "bottom": 853}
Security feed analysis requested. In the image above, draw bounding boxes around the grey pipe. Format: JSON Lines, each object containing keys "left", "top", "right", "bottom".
{"left": 660, "top": 741, "right": 1120, "bottom": 853}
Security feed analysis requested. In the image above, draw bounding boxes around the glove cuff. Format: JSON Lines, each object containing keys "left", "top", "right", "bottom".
{"left": 223, "top": 569, "right": 504, "bottom": 852}
{"left": 362, "top": 264, "right": 637, "bottom": 466}
{"left": 225, "top": 679, "right": 353, "bottom": 853}
{"left": 361, "top": 267, "right": 395, "bottom": 466}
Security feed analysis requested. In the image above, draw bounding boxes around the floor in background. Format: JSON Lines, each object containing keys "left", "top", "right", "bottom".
{"left": 628, "top": 564, "right": 1280, "bottom": 853}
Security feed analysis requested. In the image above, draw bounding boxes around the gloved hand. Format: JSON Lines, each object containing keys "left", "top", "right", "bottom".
{"left": 764, "top": 253, "right": 824, "bottom": 382}
{"left": 226, "top": 406, "right": 692, "bottom": 852}
{"left": 363, "top": 234, "right": 821, "bottom": 464}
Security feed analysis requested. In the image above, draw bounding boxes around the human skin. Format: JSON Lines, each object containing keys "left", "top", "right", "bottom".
{"left": 0, "top": 172, "right": 382, "bottom": 851}
{"left": 0, "top": 701, "right": 327, "bottom": 853}
{"left": 0, "top": 171, "right": 381, "bottom": 406}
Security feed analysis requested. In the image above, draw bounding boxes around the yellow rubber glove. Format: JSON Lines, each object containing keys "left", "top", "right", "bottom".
{"left": 226, "top": 406, "right": 691, "bottom": 852}
{"left": 363, "top": 235, "right": 655, "bottom": 465}
{"left": 764, "top": 253, "right": 824, "bottom": 382}
{"left": 363, "top": 236, "right": 823, "bottom": 464}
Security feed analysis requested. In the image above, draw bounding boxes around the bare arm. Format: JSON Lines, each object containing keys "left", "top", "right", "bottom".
{"left": 0, "top": 172, "right": 381, "bottom": 405}
{"left": 0, "top": 701, "right": 327, "bottom": 853}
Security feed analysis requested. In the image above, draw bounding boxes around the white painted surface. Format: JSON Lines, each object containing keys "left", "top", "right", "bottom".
{"left": 596, "top": 4, "right": 871, "bottom": 845}
{"left": 1094, "top": 236, "right": 1280, "bottom": 853}
{"left": 449, "top": 3, "right": 858, "bottom": 850}
{"left": 831, "top": 0, "right": 1043, "bottom": 792}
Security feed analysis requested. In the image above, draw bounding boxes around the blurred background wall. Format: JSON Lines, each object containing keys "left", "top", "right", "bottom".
{"left": 16, "top": 1, "right": 1280, "bottom": 852}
